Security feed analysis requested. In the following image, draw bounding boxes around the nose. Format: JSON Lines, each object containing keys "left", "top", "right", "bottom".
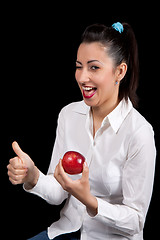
{"left": 76, "top": 68, "right": 90, "bottom": 85}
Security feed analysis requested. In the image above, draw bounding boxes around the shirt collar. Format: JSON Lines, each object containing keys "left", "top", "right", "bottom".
{"left": 107, "top": 98, "right": 133, "bottom": 133}
{"left": 72, "top": 99, "right": 133, "bottom": 133}
{"left": 72, "top": 100, "right": 90, "bottom": 115}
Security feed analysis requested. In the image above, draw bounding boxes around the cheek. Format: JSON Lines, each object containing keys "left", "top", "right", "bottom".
{"left": 98, "top": 72, "right": 115, "bottom": 90}
{"left": 75, "top": 71, "right": 78, "bottom": 82}
{"left": 75, "top": 71, "right": 81, "bottom": 86}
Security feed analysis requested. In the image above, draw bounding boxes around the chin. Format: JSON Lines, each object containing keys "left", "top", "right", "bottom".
{"left": 83, "top": 98, "right": 100, "bottom": 108}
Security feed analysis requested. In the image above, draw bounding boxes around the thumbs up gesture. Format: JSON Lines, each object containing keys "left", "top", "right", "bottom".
{"left": 7, "top": 141, "right": 39, "bottom": 189}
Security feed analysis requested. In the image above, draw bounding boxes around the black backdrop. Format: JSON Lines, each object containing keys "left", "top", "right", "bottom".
{"left": 1, "top": 3, "right": 159, "bottom": 239}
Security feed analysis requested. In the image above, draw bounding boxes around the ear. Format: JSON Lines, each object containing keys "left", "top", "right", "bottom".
{"left": 115, "top": 62, "right": 127, "bottom": 82}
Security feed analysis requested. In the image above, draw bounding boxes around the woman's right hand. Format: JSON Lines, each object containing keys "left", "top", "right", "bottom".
{"left": 7, "top": 141, "right": 39, "bottom": 189}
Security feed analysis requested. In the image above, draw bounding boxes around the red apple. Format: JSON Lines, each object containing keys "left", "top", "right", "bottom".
{"left": 62, "top": 151, "right": 85, "bottom": 175}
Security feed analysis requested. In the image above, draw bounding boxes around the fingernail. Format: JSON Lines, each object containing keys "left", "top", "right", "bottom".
{"left": 84, "top": 162, "right": 87, "bottom": 167}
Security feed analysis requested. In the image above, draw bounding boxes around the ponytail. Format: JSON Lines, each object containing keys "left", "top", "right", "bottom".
{"left": 119, "top": 23, "right": 139, "bottom": 107}
{"left": 81, "top": 22, "right": 139, "bottom": 107}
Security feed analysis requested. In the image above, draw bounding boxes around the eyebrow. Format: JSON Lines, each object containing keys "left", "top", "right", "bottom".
{"left": 76, "top": 60, "right": 103, "bottom": 65}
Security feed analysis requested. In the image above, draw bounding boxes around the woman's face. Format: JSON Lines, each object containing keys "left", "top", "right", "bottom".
{"left": 75, "top": 42, "right": 121, "bottom": 109}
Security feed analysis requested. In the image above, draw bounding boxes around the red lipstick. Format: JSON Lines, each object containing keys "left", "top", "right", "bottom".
{"left": 82, "top": 88, "right": 97, "bottom": 99}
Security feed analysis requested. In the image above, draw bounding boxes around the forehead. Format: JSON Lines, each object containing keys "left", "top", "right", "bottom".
{"left": 77, "top": 42, "right": 112, "bottom": 64}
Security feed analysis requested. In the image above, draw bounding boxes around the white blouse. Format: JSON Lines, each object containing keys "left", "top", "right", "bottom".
{"left": 25, "top": 99, "right": 156, "bottom": 240}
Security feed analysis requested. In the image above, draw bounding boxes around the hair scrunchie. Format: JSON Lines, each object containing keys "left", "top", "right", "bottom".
{"left": 112, "top": 22, "right": 124, "bottom": 33}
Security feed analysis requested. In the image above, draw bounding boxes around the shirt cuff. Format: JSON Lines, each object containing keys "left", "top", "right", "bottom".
{"left": 86, "top": 197, "right": 109, "bottom": 218}
{"left": 23, "top": 170, "right": 68, "bottom": 205}
{"left": 88, "top": 197, "right": 142, "bottom": 236}
{"left": 23, "top": 170, "right": 45, "bottom": 195}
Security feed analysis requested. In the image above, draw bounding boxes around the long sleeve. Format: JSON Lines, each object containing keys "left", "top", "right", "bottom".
{"left": 24, "top": 107, "right": 68, "bottom": 205}
{"left": 92, "top": 125, "right": 156, "bottom": 236}
{"left": 23, "top": 100, "right": 156, "bottom": 239}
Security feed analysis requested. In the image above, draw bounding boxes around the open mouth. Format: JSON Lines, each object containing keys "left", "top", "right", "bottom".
{"left": 82, "top": 86, "right": 97, "bottom": 99}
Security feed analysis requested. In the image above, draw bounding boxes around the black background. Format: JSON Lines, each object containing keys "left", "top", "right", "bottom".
{"left": 1, "top": 3, "right": 159, "bottom": 239}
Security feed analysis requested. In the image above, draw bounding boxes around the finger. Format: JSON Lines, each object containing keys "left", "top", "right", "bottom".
{"left": 59, "top": 159, "right": 66, "bottom": 174}
{"left": 54, "top": 160, "right": 72, "bottom": 191}
{"left": 12, "top": 141, "right": 25, "bottom": 160}
{"left": 9, "top": 175, "right": 26, "bottom": 185}
{"left": 8, "top": 170, "right": 27, "bottom": 182}
{"left": 9, "top": 177, "right": 19, "bottom": 185}
{"left": 54, "top": 160, "right": 61, "bottom": 178}
{"left": 81, "top": 162, "right": 89, "bottom": 181}
{"left": 59, "top": 159, "right": 71, "bottom": 181}
{"left": 54, "top": 164, "right": 65, "bottom": 188}
{"left": 9, "top": 157, "right": 26, "bottom": 169}
{"left": 54, "top": 160, "right": 65, "bottom": 178}
{"left": 54, "top": 160, "right": 67, "bottom": 182}
{"left": 54, "top": 164, "right": 59, "bottom": 180}
{"left": 8, "top": 166, "right": 27, "bottom": 184}
{"left": 7, "top": 163, "right": 28, "bottom": 175}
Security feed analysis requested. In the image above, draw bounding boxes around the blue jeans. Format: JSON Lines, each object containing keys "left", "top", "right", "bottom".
{"left": 28, "top": 230, "right": 80, "bottom": 240}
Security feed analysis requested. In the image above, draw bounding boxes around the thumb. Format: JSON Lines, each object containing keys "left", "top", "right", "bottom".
{"left": 12, "top": 141, "right": 26, "bottom": 159}
{"left": 82, "top": 162, "right": 89, "bottom": 180}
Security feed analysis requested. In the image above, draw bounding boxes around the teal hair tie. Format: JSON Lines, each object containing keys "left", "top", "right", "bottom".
{"left": 112, "top": 22, "right": 124, "bottom": 33}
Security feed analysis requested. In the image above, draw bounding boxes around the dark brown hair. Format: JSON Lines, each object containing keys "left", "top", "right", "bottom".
{"left": 81, "top": 23, "right": 139, "bottom": 107}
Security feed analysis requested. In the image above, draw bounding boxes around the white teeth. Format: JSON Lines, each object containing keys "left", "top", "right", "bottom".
{"left": 82, "top": 86, "right": 95, "bottom": 91}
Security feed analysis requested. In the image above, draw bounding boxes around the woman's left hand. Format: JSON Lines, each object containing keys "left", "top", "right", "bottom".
{"left": 54, "top": 159, "right": 98, "bottom": 216}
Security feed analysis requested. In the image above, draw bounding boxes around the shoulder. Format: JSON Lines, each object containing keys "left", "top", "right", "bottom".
{"left": 126, "top": 108, "right": 155, "bottom": 150}
{"left": 127, "top": 107, "right": 154, "bottom": 134}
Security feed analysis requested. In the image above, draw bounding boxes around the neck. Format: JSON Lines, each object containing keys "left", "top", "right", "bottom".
{"left": 91, "top": 97, "right": 120, "bottom": 122}
{"left": 91, "top": 97, "right": 120, "bottom": 138}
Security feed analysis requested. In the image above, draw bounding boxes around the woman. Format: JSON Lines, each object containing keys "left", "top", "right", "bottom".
{"left": 7, "top": 22, "right": 156, "bottom": 240}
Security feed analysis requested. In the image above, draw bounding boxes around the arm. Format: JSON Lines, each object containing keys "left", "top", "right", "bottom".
{"left": 94, "top": 125, "right": 156, "bottom": 236}
{"left": 54, "top": 125, "right": 156, "bottom": 236}
{"left": 7, "top": 108, "right": 68, "bottom": 205}
{"left": 54, "top": 160, "right": 98, "bottom": 216}
{"left": 24, "top": 108, "right": 68, "bottom": 204}
{"left": 7, "top": 141, "right": 67, "bottom": 205}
